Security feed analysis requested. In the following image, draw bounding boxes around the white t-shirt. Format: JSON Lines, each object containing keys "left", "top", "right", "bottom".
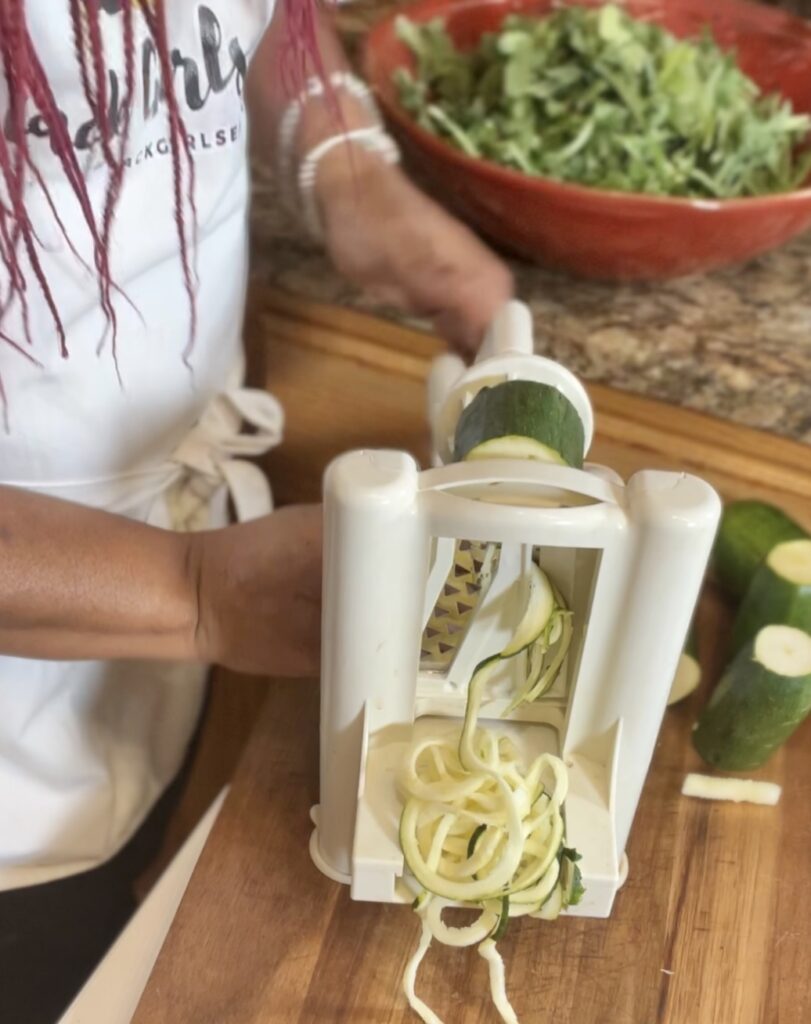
{"left": 0, "top": 0, "right": 279, "bottom": 891}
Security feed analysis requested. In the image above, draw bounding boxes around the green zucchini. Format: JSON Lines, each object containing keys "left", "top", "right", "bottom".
{"left": 712, "top": 500, "right": 806, "bottom": 600}
{"left": 731, "top": 539, "right": 811, "bottom": 654}
{"left": 453, "top": 380, "right": 585, "bottom": 468}
{"left": 692, "top": 624, "right": 811, "bottom": 770}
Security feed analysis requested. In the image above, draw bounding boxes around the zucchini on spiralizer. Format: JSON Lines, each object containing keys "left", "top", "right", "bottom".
{"left": 693, "top": 624, "right": 811, "bottom": 771}
{"left": 454, "top": 380, "right": 585, "bottom": 468}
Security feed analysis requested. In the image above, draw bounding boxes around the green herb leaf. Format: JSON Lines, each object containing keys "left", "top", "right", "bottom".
{"left": 394, "top": 5, "right": 811, "bottom": 198}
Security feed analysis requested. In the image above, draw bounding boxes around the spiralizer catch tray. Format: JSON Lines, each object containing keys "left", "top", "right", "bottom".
{"left": 310, "top": 302, "right": 720, "bottom": 917}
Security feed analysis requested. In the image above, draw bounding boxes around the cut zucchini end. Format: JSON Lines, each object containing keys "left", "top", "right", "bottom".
{"left": 711, "top": 499, "right": 806, "bottom": 599}
{"left": 766, "top": 538, "right": 811, "bottom": 587}
{"left": 464, "top": 435, "right": 567, "bottom": 465}
{"left": 753, "top": 624, "right": 811, "bottom": 678}
{"left": 668, "top": 652, "right": 701, "bottom": 705}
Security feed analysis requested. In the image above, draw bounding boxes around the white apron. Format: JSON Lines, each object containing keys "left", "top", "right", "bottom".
{"left": 0, "top": 0, "right": 278, "bottom": 891}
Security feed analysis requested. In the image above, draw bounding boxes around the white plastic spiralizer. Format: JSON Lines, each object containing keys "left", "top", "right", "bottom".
{"left": 310, "top": 301, "right": 720, "bottom": 918}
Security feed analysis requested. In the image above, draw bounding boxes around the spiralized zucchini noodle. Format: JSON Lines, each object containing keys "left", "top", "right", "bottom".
{"left": 399, "top": 561, "right": 584, "bottom": 1024}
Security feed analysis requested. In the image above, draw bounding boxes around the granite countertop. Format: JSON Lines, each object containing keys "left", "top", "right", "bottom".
{"left": 249, "top": 1, "right": 811, "bottom": 446}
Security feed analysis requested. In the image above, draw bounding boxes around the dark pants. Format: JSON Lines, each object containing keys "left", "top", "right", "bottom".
{"left": 0, "top": 697, "right": 204, "bottom": 1024}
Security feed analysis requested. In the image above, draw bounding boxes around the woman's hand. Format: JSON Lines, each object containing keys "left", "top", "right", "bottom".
{"left": 316, "top": 147, "right": 514, "bottom": 355}
{"left": 0, "top": 485, "right": 321, "bottom": 676}
{"left": 191, "top": 505, "right": 323, "bottom": 678}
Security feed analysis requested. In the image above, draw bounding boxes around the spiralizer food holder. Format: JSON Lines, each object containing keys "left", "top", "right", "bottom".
{"left": 311, "top": 302, "right": 720, "bottom": 917}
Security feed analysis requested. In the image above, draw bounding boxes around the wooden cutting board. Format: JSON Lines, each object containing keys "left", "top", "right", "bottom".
{"left": 132, "top": 289, "right": 811, "bottom": 1024}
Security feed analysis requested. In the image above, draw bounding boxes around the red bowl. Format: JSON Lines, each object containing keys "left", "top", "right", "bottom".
{"left": 365, "top": 0, "right": 811, "bottom": 280}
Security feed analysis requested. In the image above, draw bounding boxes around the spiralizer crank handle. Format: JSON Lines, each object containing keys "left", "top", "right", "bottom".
{"left": 427, "top": 300, "right": 534, "bottom": 427}
{"left": 478, "top": 300, "right": 534, "bottom": 360}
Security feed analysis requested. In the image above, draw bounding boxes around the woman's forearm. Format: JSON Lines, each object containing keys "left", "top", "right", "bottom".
{"left": 0, "top": 486, "right": 198, "bottom": 662}
{"left": 244, "top": 4, "right": 513, "bottom": 353}
{"left": 246, "top": 5, "right": 376, "bottom": 169}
